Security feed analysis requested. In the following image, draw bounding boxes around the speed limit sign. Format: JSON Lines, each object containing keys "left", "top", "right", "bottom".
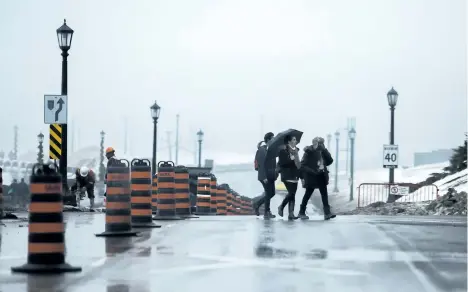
{"left": 383, "top": 144, "right": 399, "bottom": 168}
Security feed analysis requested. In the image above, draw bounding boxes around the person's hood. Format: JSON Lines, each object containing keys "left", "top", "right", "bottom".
{"left": 257, "top": 141, "right": 266, "bottom": 149}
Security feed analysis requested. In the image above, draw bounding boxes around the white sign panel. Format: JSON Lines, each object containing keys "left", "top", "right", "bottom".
{"left": 383, "top": 144, "right": 398, "bottom": 168}
{"left": 44, "top": 95, "right": 68, "bottom": 124}
{"left": 389, "top": 185, "right": 410, "bottom": 196}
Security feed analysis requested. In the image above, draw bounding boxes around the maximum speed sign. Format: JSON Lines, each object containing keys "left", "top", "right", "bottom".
{"left": 383, "top": 144, "right": 399, "bottom": 168}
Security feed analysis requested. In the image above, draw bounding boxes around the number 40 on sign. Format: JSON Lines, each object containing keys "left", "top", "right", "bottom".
{"left": 383, "top": 144, "right": 399, "bottom": 168}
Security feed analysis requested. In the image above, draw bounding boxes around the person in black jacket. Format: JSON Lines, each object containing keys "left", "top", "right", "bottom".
{"left": 277, "top": 135, "right": 302, "bottom": 220}
{"left": 298, "top": 137, "right": 336, "bottom": 220}
{"left": 253, "top": 132, "right": 278, "bottom": 219}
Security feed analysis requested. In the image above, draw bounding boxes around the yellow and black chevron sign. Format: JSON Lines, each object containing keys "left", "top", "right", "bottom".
{"left": 49, "top": 124, "right": 62, "bottom": 160}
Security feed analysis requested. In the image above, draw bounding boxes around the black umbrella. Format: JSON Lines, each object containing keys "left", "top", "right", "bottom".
{"left": 265, "top": 128, "right": 303, "bottom": 160}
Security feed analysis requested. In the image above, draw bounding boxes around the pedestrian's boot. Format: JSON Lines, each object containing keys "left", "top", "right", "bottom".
{"left": 298, "top": 205, "right": 309, "bottom": 220}
{"left": 263, "top": 210, "right": 276, "bottom": 220}
{"left": 277, "top": 200, "right": 287, "bottom": 217}
{"left": 253, "top": 201, "right": 260, "bottom": 216}
{"left": 287, "top": 203, "right": 298, "bottom": 220}
{"left": 323, "top": 206, "right": 336, "bottom": 220}
{"left": 89, "top": 198, "right": 95, "bottom": 211}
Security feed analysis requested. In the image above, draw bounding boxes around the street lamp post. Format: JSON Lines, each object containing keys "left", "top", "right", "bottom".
{"left": 326, "top": 133, "right": 332, "bottom": 150}
{"left": 150, "top": 101, "right": 161, "bottom": 173}
{"left": 387, "top": 87, "right": 398, "bottom": 185}
{"left": 37, "top": 132, "right": 44, "bottom": 164}
{"left": 56, "top": 19, "right": 74, "bottom": 191}
{"left": 348, "top": 128, "right": 356, "bottom": 201}
{"left": 99, "top": 131, "right": 105, "bottom": 182}
{"left": 333, "top": 131, "right": 340, "bottom": 193}
{"left": 197, "top": 129, "right": 204, "bottom": 167}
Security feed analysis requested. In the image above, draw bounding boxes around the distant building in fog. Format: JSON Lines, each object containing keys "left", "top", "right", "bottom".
{"left": 413, "top": 149, "right": 453, "bottom": 166}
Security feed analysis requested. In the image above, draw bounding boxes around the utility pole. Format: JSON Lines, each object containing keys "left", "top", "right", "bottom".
{"left": 175, "top": 114, "right": 180, "bottom": 165}
{"left": 124, "top": 117, "right": 128, "bottom": 155}
{"left": 260, "top": 114, "right": 264, "bottom": 137}
{"left": 166, "top": 131, "right": 172, "bottom": 161}
{"left": 13, "top": 125, "right": 18, "bottom": 160}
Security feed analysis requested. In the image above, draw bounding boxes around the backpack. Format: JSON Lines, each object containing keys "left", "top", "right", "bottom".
{"left": 254, "top": 141, "right": 265, "bottom": 171}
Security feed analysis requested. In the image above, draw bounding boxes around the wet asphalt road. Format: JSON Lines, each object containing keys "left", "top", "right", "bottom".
{"left": 0, "top": 212, "right": 466, "bottom": 292}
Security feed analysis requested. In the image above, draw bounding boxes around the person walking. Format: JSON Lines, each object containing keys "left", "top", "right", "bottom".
{"left": 253, "top": 132, "right": 278, "bottom": 219}
{"left": 298, "top": 137, "right": 336, "bottom": 220}
{"left": 277, "top": 135, "right": 301, "bottom": 220}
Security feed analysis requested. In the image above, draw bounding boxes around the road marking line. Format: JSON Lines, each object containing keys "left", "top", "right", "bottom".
{"left": 90, "top": 257, "right": 107, "bottom": 267}
{"left": 374, "top": 225, "right": 440, "bottom": 292}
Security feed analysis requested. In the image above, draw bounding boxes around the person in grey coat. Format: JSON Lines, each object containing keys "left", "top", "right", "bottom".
{"left": 253, "top": 132, "right": 278, "bottom": 219}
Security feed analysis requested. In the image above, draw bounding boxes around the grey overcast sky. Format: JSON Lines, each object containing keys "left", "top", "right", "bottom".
{"left": 0, "top": 0, "right": 466, "bottom": 167}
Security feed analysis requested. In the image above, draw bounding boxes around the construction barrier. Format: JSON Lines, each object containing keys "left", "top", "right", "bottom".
{"left": 226, "top": 188, "right": 234, "bottom": 215}
{"left": 357, "top": 183, "right": 440, "bottom": 207}
{"left": 96, "top": 159, "right": 139, "bottom": 237}
{"left": 151, "top": 173, "right": 158, "bottom": 214}
{"left": 11, "top": 163, "right": 81, "bottom": 273}
{"left": 232, "top": 192, "right": 241, "bottom": 215}
{"left": 154, "top": 161, "right": 183, "bottom": 220}
{"left": 175, "top": 166, "right": 197, "bottom": 218}
{"left": 130, "top": 159, "right": 161, "bottom": 228}
{"left": 196, "top": 174, "right": 211, "bottom": 215}
{"left": 216, "top": 185, "right": 227, "bottom": 215}
{"left": 0, "top": 167, "right": 3, "bottom": 219}
{"left": 210, "top": 175, "right": 218, "bottom": 215}
{"left": 241, "top": 197, "right": 250, "bottom": 215}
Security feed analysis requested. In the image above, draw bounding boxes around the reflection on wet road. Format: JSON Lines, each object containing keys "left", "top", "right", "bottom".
{"left": 0, "top": 213, "right": 466, "bottom": 292}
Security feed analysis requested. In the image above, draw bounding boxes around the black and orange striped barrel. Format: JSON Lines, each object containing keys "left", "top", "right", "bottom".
{"left": 240, "top": 196, "right": 247, "bottom": 215}
{"left": 97, "top": 159, "right": 139, "bottom": 237}
{"left": 216, "top": 184, "right": 227, "bottom": 215}
{"left": 174, "top": 166, "right": 191, "bottom": 217}
{"left": 154, "top": 161, "right": 183, "bottom": 220}
{"left": 0, "top": 167, "right": 3, "bottom": 218}
{"left": 226, "top": 188, "right": 234, "bottom": 215}
{"left": 231, "top": 192, "right": 240, "bottom": 215}
{"left": 11, "top": 163, "right": 81, "bottom": 273}
{"left": 151, "top": 173, "right": 158, "bottom": 214}
{"left": 196, "top": 174, "right": 211, "bottom": 215}
{"left": 130, "top": 159, "right": 160, "bottom": 228}
{"left": 209, "top": 175, "right": 217, "bottom": 215}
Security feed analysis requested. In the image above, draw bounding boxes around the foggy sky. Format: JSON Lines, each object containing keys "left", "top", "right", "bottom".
{"left": 0, "top": 0, "right": 466, "bottom": 167}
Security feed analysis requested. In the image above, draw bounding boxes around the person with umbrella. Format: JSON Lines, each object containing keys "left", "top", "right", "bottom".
{"left": 253, "top": 132, "right": 278, "bottom": 219}
{"left": 276, "top": 134, "right": 302, "bottom": 220}
{"left": 298, "top": 136, "right": 336, "bottom": 220}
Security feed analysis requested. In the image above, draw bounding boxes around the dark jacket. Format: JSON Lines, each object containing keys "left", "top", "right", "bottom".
{"left": 300, "top": 146, "right": 333, "bottom": 188}
{"left": 73, "top": 169, "right": 96, "bottom": 188}
{"left": 278, "top": 146, "right": 301, "bottom": 182}
{"left": 256, "top": 143, "right": 278, "bottom": 182}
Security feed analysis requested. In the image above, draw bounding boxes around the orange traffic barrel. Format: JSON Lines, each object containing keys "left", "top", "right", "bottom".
{"left": 0, "top": 167, "right": 3, "bottom": 218}
{"left": 154, "top": 161, "right": 183, "bottom": 220}
{"left": 226, "top": 187, "right": 234, "bottom": 215}
{"left": 195, "top": 175, "right": 211, "bottom": 215}
{"left": 175, "top": 166, "right": 198, "bottom": 218}
{"left": 96, "top": 159, "right": 139, "bottom": 237}
{"left": 233, "top": 192, "right": 242, "bottom": 215}
{"left": 209, "top": 175, "right": 217, "bottom": 215}
{"left": 151, "top": 173, "right": 158, "bottom": 214}
{"left": 11, "top": 163, "right": 81, "bottom": 273}
{"left": 130, "top": 159, "right": 161, "bottom": 228}
{"left": 216, "top": 184, "right": 227, "bottom": 215}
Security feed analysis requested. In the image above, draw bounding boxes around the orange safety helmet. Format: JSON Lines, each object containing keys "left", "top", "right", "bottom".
{"left": 105, "top": 147, "right": 115, "bottom": 154}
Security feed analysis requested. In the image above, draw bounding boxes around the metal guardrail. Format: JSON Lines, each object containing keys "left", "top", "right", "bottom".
{"left": 357, "top": 183, "right": 439, "bottom": 207}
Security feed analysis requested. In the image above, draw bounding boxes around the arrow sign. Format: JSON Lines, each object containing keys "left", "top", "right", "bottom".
{"left": 55, "top": 98, "right": 64, "bottom": 122}
{"left": 44, "top": 95, "right": 68, "bottom": 125}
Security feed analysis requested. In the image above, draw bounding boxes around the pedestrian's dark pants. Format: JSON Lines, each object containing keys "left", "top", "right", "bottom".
{"left": 257, "top": 180, "right": 276, "bottom": 213}
{"left": 86, "top": 186, "right": 95, "bottom": 199}
{"left": 300, "top": 184, "right": 330, "bottom": 214}
{"left": 281, "top": 181, "right": 298, "bottom": 208}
